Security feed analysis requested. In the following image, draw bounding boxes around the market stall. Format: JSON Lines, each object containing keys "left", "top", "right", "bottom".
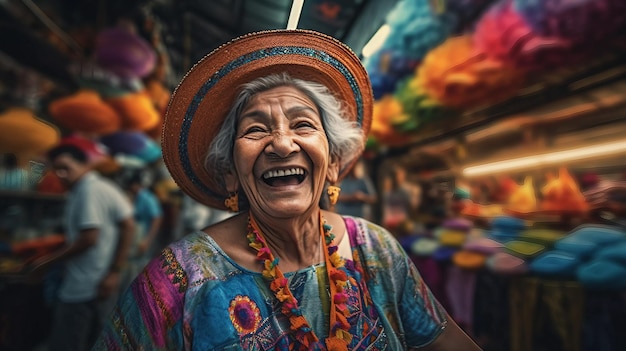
{"left": 0, "top": 0, "right": 625, "bottom": 350}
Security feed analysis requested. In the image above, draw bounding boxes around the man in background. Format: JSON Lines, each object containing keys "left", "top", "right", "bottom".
{"left": 121, "top": 171, "right": 163, "bottom": 292}
{"left": 31, "top": 144, "right": 134, "bottom": 351}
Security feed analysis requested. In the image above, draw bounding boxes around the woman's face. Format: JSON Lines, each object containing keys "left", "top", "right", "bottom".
{"left": 232, "top": 85, "right": 338, "bottom": 218}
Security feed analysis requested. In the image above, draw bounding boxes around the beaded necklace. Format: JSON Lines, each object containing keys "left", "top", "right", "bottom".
{"left": 247, "top": 212, "right": 352, "bottom": 351}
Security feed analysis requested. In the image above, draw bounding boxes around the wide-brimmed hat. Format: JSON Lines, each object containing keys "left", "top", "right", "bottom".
{"left": 162, "top": 29, "right": 373, "bottom": 210}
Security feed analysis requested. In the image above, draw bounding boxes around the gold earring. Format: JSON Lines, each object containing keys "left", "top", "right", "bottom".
{"left": 327, "top": 185, "right": 341, "bottom": 206}
{"left": 224, "top": 192, "right": 239, "bottom": 212}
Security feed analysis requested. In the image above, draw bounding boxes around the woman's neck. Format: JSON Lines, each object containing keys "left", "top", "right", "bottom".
{"left": 249, "top": 209, "right": 323, "bottom": 272}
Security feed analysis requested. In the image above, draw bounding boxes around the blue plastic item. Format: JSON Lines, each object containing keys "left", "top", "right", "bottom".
{"left": 577, "top": 260, "right": 626, "bottom": 290}
{"left": 554, "top": 236, "right": 598, "bottom": 259}
{"left": 593, "top": 241, "right": 626, "bottom": 265}
{"left": 492, "top": 216, "right": 525, "bottom": 230}
{"left": 568, "top": 225, "right": 626, "bottom": 247}
{"left": 490, "top": 228, "right": 521, "bottom": 243}
{"left": 529, "top": 250, "right": 580, "bottom": 278}
{"left": 432, "top": 246, "right": 458, "bottom": 262}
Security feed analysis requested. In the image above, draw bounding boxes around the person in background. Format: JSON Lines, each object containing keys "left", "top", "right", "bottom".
{"left": 121, "top": 171, "right": 163, "bottom": 293}
{"left": 181, "top": 193, "right": 235, "bottom": 233}
{"left": 381, "top": 166, "right": 418, "bottom": 235}
{"left": 0, "top": 153, "right": 29, "bottom": 190}
{"left": 334, "top": 157, "right": 378, "bottom": 221}
{"left": 30, "top": 144, "right": 135, "bottom": 351}
{"left": 94, "top": 29, "right": 481, "bottom": 350}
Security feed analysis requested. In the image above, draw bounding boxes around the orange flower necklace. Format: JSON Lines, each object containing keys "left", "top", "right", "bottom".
{"left": 247, "top": 212, "right": 352, "bottom": 351}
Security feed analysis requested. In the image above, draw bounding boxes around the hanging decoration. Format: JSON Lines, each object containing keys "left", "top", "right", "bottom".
{"left": 94, "top": 27, "right": 157, "bottom": 79}
{"left": 506, "top": 176, "right": 537, "bottom": 214}
{"left": 48, "top": 89, "right": 122, "bottom": 135}
{"left": 473, "top": 2, "right": 572, "bottom": 72}
{"left": 415, "top": 35, "right": 524, "bottom": 109}
{"left": 364, "top": 0, "right": 455, "bottom": 99}
{"left": 514, "top": 0, "right": 626, "bottom": 48}
{"left": 370, "top": 95, "right": 414, "bottom": 147}
{"left": 0, "top": 107, "right": 60, "bottom": 156}
{"left": 394, "top": 77, "right": 458, "bottom": 132}
{"left": 445, "top": 0, "right": 499, "bottom": 33}
{"left": 541, "top": 167, "right": 589, "bottom": 213}
{"left": 106, "top": 90, "right": 161, "bottom": 131}
{"left": 99, "top": 131, "right": 162, "bottom": 163}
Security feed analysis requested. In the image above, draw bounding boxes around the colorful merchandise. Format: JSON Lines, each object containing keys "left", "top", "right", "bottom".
{"left": 48, "top": 90, "right": 122, "bottom": 135}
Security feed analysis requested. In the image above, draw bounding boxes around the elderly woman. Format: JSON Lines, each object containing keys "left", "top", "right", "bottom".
{"left": 94, "top": 30, "right": 480, "bottom": 351}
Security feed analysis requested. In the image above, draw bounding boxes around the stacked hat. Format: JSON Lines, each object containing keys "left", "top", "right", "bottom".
{"left": 410, "top": 237, "right": 441, "bottom": 257}
{"left": 48, "top": 90, "right": 122, "bottom": 135}
{"left": 464, "top": 236, "right": 504, "bottom": 255}
{"left": 0, "top": 107, "right": 60, "bottom": 156}
{"left": 529, "top": 250, "right": 580, "bottom": 279}
{"left": 568, "top": 225, "right": 626, "bottom": 289}
{"left": 437, "top": 218, "right": 473, "bottom": 247}
{"left": 106, "top": 91, "right": 160, "bottom": 131}
{"left": 505, "top": 240, "right": 546, "bottom": 260}
{"left": 490, "top": 215, "right": 526, "bottom": 242}
{"left": 433, "top": 218, "right": 473, "bottom": 264}
{"left": 99, "top": 131, "right": 162, "bottom": 163}
{"left": 94, "top": 27, "right": 156, "bottom": 79}
{"left": 453, "top": 250, "right": 488, "bottom": 270}
{"left": 460, "top": 236, "right": 505, "bottom": 271}
{"left": 485, "top": 216, "right": 536, "bottom": 275}
{"left": 519, "top": 228, "right": 567, "bottom": 248}
{"left": 555, "top": 225, "right": 624, "bottom": 260}
{"left": 486, "top": 251, "right": 529, "bottom": 275}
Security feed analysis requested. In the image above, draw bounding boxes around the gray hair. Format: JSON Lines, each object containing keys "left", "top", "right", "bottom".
{"left": 205, "top": 73, "right": 363, "bottom": 188}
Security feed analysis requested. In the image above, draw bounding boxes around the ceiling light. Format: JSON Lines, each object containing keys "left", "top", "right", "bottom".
{"left": 462, "top": 140, "right": 626, "bottom": 177}
{"left": 362, "top": 24, "right": 390, "bottom": 58}
{"left": 287, "top": 0, "right": 305, "bottom": 30}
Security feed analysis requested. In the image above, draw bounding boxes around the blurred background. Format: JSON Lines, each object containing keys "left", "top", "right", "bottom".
{"left": 1, "top": 0, "right": 626, "bottom": 350}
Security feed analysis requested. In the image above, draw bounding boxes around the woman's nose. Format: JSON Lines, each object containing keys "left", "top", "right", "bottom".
{"left": 265, "top": 130, "right": 300, "bottom": 158}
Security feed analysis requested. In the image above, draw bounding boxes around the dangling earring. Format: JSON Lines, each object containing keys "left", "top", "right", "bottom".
{"left": 224, "top": 192, "right": 239, "bottom": 212}
{"left": 327, "top": 185, "right": 341, "bottom": 206}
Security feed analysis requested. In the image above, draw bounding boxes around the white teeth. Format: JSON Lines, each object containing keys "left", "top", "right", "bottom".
{"left": 263, "top": 168, "right": 304, "bottom": 179}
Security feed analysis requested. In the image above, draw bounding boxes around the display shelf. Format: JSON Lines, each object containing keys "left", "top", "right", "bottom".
{"left": 390, "top": 52, "right": 626, "bottom": 153}
{"left": 0, "top": 189, "right": 66, "bottom": 202}
{"left": 0, "top": 190, "right": 66, "bottom": 244}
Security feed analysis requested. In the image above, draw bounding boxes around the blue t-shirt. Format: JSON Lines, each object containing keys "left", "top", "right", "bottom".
{"left": 60, "top": 172, "right": 133, "bottom": 302}
{"left": 134, "top": 188, "right": 162, "bottom": 238}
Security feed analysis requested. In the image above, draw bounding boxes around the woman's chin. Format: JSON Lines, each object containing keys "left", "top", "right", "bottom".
{"left": 252, "top": 198, "right": 314, "bottom": 218}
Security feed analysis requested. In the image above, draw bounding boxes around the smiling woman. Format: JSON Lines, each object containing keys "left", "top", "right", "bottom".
{"left": 93, "top": 29, "right": 482, "bottom": 351}
{"left": 206, "top": 74, "right": 363, "bottom": 214}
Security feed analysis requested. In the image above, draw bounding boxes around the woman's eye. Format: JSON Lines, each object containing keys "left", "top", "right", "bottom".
{"left": 295, "top": 121, "right": 314, "bottom": 129}
{"left": 244, "top": 126, "right": 265, "bottom": 134}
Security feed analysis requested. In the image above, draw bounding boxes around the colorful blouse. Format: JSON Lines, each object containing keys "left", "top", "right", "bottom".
{"left": 93, "top": 217, "right": 447, "bottom": 350}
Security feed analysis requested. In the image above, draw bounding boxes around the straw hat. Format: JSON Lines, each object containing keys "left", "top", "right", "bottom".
{"left": 162, "top": 29, "right": 373, "bottom": 209}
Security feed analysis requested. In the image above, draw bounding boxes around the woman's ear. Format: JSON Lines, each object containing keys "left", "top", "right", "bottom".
{"left": 224, "top": 168, "right": 239, "bottom": 193}
{"left": 326, "top": 154, "right": 340, "bottom": 184}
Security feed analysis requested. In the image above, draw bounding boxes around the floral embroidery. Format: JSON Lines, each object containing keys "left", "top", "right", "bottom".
{"left": 161, "top": 247, "right": 188, "bottom": 293}
{"left": 229, "top": 295, "right": 262, "bottom": 335}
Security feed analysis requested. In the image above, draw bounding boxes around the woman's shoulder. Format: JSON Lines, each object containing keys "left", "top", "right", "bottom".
{"left": 160, "top": 213, "right": 260, "bottom": 276}
{"left": 342, "top": 215, "right": 399, "bottom": 249}
{"left": 153, "top": 222, "right": 248, "bottom": 286}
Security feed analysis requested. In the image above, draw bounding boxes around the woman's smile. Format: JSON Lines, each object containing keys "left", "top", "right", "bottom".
{"left": 261, "top": 167, "right": 306, "bottom": 187}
